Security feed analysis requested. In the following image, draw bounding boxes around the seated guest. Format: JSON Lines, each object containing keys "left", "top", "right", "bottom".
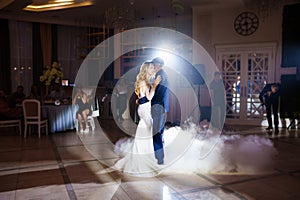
{"left": 9, "top": 85, "right": 26, "bottom": 108}
{"left": 48, "top": 83, "right": 66, "bottom": 101}
{"left": 28, "top": 83, "right": 42, "bottom": 102}
{"left": 72, "top": 89, "right": 92, "bottom": 133}
{"left": 0, "top": 90, "right": 23, "bottom": 120}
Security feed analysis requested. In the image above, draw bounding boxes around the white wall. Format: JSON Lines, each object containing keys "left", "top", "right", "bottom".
{"left": 192, "top": 4, "right": 297, "bottom": 82}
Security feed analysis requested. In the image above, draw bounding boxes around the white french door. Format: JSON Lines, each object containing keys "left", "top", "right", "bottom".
{"left": 216, "top": 43, "right": 277, "bottom": 125}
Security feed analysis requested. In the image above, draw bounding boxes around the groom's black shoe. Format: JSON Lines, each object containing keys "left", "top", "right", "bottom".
{"left": 157, "top": 160, "right": 164, "bottom": 165}
{"left": 265, "top": 127, "right": 273, "bottom": 131}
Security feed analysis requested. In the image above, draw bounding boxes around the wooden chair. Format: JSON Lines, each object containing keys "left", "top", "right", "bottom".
{"left": 22, "top": 99, "right": 48, "bottom": 138}
{"left": 0, "top": 119, "right": 22, "bottom": 135}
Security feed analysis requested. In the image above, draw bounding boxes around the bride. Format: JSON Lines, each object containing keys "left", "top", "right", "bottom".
{"left": 113, "top": 61, "right": 162, "bottom": 176}
{"left": 112, "top": 62, "right": 278, "bottom": 177}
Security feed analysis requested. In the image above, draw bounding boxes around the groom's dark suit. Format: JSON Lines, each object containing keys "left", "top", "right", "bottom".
{"left": 151, "top": 69, "right": 169, "bottom": 164}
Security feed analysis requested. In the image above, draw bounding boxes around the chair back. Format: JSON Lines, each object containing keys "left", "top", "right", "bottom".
{"left": 91, "top": 97, "right": 100, "bottom": 117}
{"left": 22, "top": 99, "right": 41, "bottom": 121}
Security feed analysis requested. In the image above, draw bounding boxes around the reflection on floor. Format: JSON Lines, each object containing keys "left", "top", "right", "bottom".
{"left": 0, "top": 119, "right": 300, "bottom": 200}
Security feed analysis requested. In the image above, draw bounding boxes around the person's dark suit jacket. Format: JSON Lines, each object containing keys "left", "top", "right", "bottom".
{"left": 259, "top": 83, "right": 280, "bottom": 106}
{"left": 151, "top": 69, "right": 169, "bottom": 112}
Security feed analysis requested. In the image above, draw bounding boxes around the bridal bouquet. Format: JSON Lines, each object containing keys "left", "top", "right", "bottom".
{"left": 40, "top": 61, "right": 63, "bottom": 86}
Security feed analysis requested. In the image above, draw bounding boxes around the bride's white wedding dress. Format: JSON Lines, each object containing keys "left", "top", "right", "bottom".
{"left": 113, "top": 101, "right": 278, "bottom": 177}
{"left": 113, "top": 101, "right": 159, "bottom": 177}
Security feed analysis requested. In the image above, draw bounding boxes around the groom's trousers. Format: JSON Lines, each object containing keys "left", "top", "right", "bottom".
{"left": 151, "top": 105, "right": 165, "bottom": 162}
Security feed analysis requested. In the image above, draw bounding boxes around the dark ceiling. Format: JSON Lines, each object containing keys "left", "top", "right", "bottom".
{"left": 0, "top": 0, "right": 244, "bottom": 25}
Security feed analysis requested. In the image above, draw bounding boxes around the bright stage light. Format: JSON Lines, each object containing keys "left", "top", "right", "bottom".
{"left": 152, "top": 49, "right": 175, "bottom": 67}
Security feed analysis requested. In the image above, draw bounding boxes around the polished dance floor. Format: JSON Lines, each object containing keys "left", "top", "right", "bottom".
{"left": 0, "top": 119, "right": 299, "bottom": 200}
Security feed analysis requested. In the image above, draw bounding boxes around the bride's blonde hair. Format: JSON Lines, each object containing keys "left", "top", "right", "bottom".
{"left": 135, "top": 62, "right": 152, "bottom": 97}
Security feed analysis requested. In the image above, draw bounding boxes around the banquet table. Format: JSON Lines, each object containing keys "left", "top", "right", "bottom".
{"left": 42, "top": 104, "right": 78, "bottom": 133}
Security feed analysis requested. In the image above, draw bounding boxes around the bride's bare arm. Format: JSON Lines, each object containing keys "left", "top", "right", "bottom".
{"left": 138, "top": 80, "right": 147, "bottom": 98}
{"left": 145, "top": 75, "right": 161, "bottom": 100}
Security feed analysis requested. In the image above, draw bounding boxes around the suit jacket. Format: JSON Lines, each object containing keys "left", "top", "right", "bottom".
{"left": 259, "top": 83, "right": 280, "bottom": 106}
{"left": 151, "top": 69, "right": 169, "bottom": 112}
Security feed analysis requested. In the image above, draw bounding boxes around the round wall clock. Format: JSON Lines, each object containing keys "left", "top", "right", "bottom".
{"left": 234, "top": 12, "right": 259, "bottom": 36}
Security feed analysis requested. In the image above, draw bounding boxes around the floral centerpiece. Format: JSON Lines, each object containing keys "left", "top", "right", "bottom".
{"left": 40, "top": 61, "right": 63, "bottom": 96}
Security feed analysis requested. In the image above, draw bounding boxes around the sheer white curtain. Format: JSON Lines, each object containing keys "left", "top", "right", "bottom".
{"left": 57, "top": 25, "right": 86, "bottom": 85}
{"left": 9, "top": 20, "right": 32, "bottom": 95}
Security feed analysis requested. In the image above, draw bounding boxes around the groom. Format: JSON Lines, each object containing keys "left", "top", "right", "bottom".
{"left": 150, "top": 57, "right": 169, "bottom": 165}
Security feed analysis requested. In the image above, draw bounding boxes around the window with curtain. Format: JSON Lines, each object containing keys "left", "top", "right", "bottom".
{"left": 9, "top": 20, "right": 33, "bottom": 95}
{"left": 57, "top": 25, "right": 86, "bottom": 85}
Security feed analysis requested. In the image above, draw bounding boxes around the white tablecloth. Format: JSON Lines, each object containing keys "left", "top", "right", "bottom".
{"left": 42, "top": 104, "right": 78, "bottom": 133}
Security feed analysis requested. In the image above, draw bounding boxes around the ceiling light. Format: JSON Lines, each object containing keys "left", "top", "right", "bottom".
{"left": 23, "top": 0, "right": 93, "bottom": 12}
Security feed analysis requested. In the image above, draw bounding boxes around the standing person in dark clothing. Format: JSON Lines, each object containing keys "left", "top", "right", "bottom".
{"left": 259, "top": 83, "right": 280, "bottom": 134}
{"left": 209, "top": 71, "right": 226, "bottom": 130}
{"left": 150, "top": 57, "right": 169, "bottom": 165}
